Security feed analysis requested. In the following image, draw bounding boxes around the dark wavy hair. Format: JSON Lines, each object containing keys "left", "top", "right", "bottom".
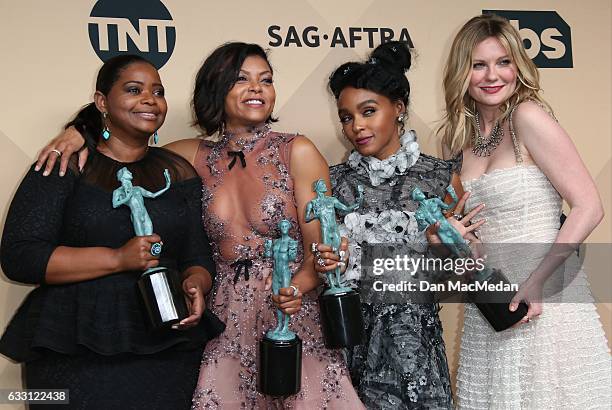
{"left": 192, "top": 42, "right": 277, "bottom": 136}
{"left": 329, "top": 41, "right": 412, "bottom": 107}
{"left": 66, "top": 54, "right": 154, "bottom": 150}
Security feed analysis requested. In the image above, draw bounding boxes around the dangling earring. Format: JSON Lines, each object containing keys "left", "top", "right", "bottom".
{"left": 102, "top": 112, "right": 111, "bottom": 140}
{"left": 153, "top": 130, "right": 159, "bottom": 144}
{"left": 397, "top": 113, "right": 406, "bottom": 136}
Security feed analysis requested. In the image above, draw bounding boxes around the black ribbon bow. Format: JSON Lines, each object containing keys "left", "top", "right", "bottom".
{"left": 228, "top": 151, "right": 246, "bottom": 170}
{"left": 231, "top": 259, "right": 253, "bottom": 284}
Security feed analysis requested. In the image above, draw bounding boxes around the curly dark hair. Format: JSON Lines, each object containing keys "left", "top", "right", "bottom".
{"left": 329, "top": 41, "right": 412, "bottom": 106}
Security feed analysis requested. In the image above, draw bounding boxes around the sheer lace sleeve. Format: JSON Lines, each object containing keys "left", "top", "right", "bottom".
{"left": 1, "top": 163, "right": 78, "bottom": 284}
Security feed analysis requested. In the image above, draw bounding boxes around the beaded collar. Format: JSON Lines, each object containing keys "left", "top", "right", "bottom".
{"left": 206, "top": 123, "right": 272, "bottom": 175}
{"left": 347, "top": 130, "right": 420, "bottom": 186}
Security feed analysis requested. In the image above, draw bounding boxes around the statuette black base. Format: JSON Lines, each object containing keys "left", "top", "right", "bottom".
{"left": 137, "top": 267, "right": 188, "bottom": 330}
{"left": 319, "top": 290, "right": 364, "bottom": 348}
{"left": 258, "top": 336, "right": 302, "bottom": 396}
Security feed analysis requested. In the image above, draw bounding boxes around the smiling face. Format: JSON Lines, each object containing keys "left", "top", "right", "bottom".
{"left": 223, "top": 55, "right": 276, "bottom": 131}
{"left": 337, "top": 87, "right": 404, "bottom": 160}
{"left": 96, "top": 62, "right": 167, "bottom": 141}
{"left": 468, "top": 36, "right": 518, "bottom": 110}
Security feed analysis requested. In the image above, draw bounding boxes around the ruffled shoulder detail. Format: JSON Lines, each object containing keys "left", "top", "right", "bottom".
{"left": 347, "top": 130, "right": 420, "bottom": 186}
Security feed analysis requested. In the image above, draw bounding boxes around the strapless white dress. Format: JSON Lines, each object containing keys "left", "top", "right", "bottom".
{"left": 457, "top": 165, "right": 611, "bottom": 409}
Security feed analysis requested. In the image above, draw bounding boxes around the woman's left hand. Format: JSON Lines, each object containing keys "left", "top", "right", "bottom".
{"left": 510, "top": 277, "right": 544, "bottom": 325}
{"left": 313, "top": 237, "right": 349, "bottom": 274}
{"left": 426, "top": 191, "right": 485, "bottom": 245}
{"left": 173, "top": 273, "right": 207, "bottom": 329}
{"left": 271, "top": 286, "right": 303, "bottom": 315}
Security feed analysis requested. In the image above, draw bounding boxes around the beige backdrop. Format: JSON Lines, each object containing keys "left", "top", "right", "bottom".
{"left": 1, "top": 0, "right": 610, "bottom": 405}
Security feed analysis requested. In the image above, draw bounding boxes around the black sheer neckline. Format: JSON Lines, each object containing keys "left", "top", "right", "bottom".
{"left": 93, "top": 147, "right": 151, "bottom": 166}
{"left": 81, "top": 146, "right": 199, "bottom": 192}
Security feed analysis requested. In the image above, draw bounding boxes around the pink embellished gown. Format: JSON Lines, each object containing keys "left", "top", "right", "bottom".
{"left": 191, "top": 126, "right": 363, "bottom": 409}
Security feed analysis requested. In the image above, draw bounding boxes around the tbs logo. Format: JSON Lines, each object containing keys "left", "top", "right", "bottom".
{"left": 88, "top": 0, "right": 176, "bottom": 69}
{"left": 484, "top": 10, "right": 573, "bottom": 68}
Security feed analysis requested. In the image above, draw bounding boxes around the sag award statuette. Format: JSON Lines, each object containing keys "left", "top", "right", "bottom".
{"left": 412, "top": 186, "right": 528, "bottom": 331}
{"left": 113, "top": 167, "right": 188, "bottom": 330}
{"left": 305, "top": 179, "right": 365, "bottom": 348}
{"left": 258, "top": 220, "right": 302, "bottom": 396}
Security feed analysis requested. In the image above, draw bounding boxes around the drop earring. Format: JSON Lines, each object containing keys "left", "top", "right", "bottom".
{"left": 153, "top": 130, "right": 159, "bottom": 144}
{"left": 397, "top": 113, "right": 406, "bottom": 136}
{"left": 102, "top": 112, "right": 111, "bottom": 140}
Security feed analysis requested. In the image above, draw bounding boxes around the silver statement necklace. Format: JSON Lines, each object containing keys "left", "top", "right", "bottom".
{"left": 472, "top": 112, "right": 504, "bottom": 157}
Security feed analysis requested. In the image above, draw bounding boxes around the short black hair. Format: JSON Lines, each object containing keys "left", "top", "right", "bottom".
{"left": 329, "top": 41, "right": 412, "bottom": 106}
{"left": 192, "top": 42, "right": 276, "bottom": 136}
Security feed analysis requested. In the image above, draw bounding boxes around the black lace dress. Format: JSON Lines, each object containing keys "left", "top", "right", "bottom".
{"left": 0, "top": 148, "right": 225, "bottom": 410}
{"left": 330, "top": 131, "right": 453, "bottom": 409}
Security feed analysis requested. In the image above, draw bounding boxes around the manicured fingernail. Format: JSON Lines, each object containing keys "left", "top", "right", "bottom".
{"left": 34, "top": 165, "right": 40, "bottom": 171}
{"left": 43, "top": 170, "right": 49, "bottom": 176}
{"left": 59, "top": 171, "right": 65, "bottom": 177}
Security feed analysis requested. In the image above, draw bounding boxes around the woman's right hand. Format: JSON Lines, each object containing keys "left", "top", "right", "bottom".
{"left": 115, "top": 235, "right": 162, "bottom": 271}
{"left": 35, "top": 126, "right": 87, "bottom": 176}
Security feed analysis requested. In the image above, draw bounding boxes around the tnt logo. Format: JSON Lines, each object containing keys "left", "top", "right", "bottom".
{"left": 88, "top": 0, "right": 176, "bottom": 69}
{"left": 484, "top": 10, "right": 573, "bottom": 68}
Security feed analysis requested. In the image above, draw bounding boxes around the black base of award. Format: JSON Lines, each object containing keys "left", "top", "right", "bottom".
{"left": 137, "top": 267, "right": 188, "bottom": 330}
{"left": 468, "top": 269, "right": 528, "bottom": 332}
{"left": 258, "top": 336, "right": 302, "bottom": 396}
{"left": 319, "top": 290, "right": 364, "bottom": 348}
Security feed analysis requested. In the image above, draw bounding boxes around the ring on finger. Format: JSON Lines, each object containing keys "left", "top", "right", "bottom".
{"left": 317, "top": 257, "right": 326, "bottom": 267}
{"left": 453, "top": 213, "right": 464, "bottom": 221}
{"left": 289, "top": 285, "right": 299, "bottom": 297}
{"left": 51, "top": 149, "right": 62, "bottom": 157}
{"left": 311, "top": 242, "right": 318, "bottom": 253}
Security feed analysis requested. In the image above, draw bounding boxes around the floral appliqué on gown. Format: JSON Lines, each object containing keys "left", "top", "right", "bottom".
{"left": 191, "top": 126, "right": 363, "bottom": 409}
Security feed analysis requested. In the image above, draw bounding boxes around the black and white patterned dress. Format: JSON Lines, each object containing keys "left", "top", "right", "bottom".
{"left": 330, "top": 131, "right": 454, "bottom": 409}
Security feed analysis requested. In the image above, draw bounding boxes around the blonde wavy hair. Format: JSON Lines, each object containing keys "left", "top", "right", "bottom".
{"left": 438, "top": 14, "right": 553, "bottom": 156}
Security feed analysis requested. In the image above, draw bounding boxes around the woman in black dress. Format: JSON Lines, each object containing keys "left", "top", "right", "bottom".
{"left": 0, "top": 55, "right": 223, "bottom": 409}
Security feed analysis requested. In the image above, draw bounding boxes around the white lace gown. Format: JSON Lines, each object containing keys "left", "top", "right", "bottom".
{"left": 457, "top": 165, "right": 611, "bottom": 409}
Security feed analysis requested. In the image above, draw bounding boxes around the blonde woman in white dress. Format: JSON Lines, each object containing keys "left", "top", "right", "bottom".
{"left": 438, "top": 14, "right": 611, "bottom": 410}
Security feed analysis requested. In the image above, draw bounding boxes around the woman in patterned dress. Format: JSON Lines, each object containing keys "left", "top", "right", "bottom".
{"left": 315, "top": 41, "right": 482, "bottom": 409}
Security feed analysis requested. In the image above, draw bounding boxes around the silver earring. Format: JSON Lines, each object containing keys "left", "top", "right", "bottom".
{"left": 397, "top": 113, "right": 406, "bottom": 135}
